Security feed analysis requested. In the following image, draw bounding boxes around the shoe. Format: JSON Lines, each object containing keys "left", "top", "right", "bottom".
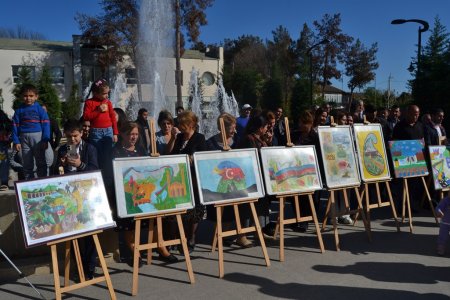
{"left": 158, "top": 253, "right": 179, "bottom": 263}
{"left": 262, "top": 224, "right": 276, "bottom": 237}
{"left": 338, "top": 215, "right": 352, "bottom": 225}
{"left": 437, "top": 245, "right": 445, "bottom": 256}
{"left": 127, "top": 257, "right": 144, "bottom": 268}
{"left": 0, "top": 185, "right": 8, "bottom": 191}
{"left": 235, "top": 236, "right": 254, "bottom": 248}
{"left": 291, "top": 222, "right": 308, "bottom": 233}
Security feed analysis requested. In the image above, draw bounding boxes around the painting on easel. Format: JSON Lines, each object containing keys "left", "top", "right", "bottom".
{"left": 318, "top": 126, "right": 361, "bottom": 188}
{"left": 260, "top": 146, "right": 322, "bottom": 195}
{"left": 14, "top": 171, "right": 115, "bottom": 247}
{"left": 113, "top": 155, "right": 194, "bottom": 218}
{"left": 429, "top": 146, "right": 450, "bottom": 190}
{"left": 388, "top": 140, "right": 429, "bottom": 178}
{"left": 353, "top": 124, "right": 391, "bottom": 182}
{"left": 193, "top": 149, "right": 265, "bottom": 205}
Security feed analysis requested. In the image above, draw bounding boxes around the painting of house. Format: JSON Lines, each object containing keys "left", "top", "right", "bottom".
{"left": 388, "top": 140, "right": 428, "bottom": 178}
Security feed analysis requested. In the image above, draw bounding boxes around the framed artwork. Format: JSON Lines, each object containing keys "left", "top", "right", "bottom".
{"left": 318, "top": 126, "right": 361, "bottom": 189}
{"left": 113, "top": 155, "right": 194, "bottom": 218}
{"left": 428, "top": 146, "right": 450, "bottom": 190}
{"left": 353, "top": 124, "right": 391, "bottom": 182}
{"left": 193, "top": 149, "right": 265, "bottom": 205}
{"left": 15, "top": 171, "right": 115, "bottom": 248}
{"left": 260, "top": 146, "right": 322, "bottom": 195}
{"left": 388, "top": 140, "right": 429, "bottom": 178}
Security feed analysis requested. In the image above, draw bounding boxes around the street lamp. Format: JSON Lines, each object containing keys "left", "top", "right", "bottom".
{"left": 391, "top": 19, "right": 429, "bottom": 75}
{"left": 307, "top": 39, "right": 329, "bottom": 105}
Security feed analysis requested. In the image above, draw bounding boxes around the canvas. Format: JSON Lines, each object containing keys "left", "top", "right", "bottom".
{"left": 429, "top": 146, "right": 450, "bottom": 190}
{"left": 388, "top": 140, "right": 428, "bottom": 178}
{"left": 113, "top": 155, "right": 194, "bottom": 218}
{"left": 15, "top": 171, "right": 115, "bottom": 247}
{"left": 353, "top": 124, "right": 391, "bottom": 182}
{"left": 260, "top": 146, "right": 322, "bottom": 195}
{"left": 193, "top": 149, "right": 265, "bottom": 205}
{"left": 318, "top": 126, "right": 361, "bottom": 188}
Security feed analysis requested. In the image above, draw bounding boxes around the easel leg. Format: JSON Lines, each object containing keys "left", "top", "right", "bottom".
{"left": 72, "top": 239, "right": 85, "bottom": 282}
{"left": 421, "top": 176, "right": 439, "bottom": 225}
{"left": 385, "top": 182, "right": 400, "bottom": 231}
{"left": 279, "top": 197, "right": 285, "bottom": 262}
{"left": 321, "top": 195, "right": 332, "bottom": 231}
{"left": 176, "top": 214, "right": 195, "bottom": 284}
{"left": 93, "top": 234, "right": 116, "bottom": 300}
{"left": 364, "top": 183, "right": 371, "bottom": 230}
{"left": 330, "top": 191, "right": 339, "bottom": 251}
{"left": 216, "top": 206, "right": 224, "bottom": 278}
{"left": 354, "top": 187, "right": 372, "bottom": 242}
{"left": 249, "top": 202, "right": 270, "bottom": 267}
{"left": 64, "top": 241, "right": 70, "bottom": 287}
{"left": 309, "top": 194, "right": 325, "bottom": 253}
{"left": 147, "top": 219, "right": 154, "bottom": 265}
{"left": 131, "top": 219, "right": 141, "bottom": 296}
{"left": 51, "top": 244, "right": 62, "bottom": 300}
{"left": 402, "top": 179, "right": 407, "bottom": 223}
{"left": 404, "top": 180, "right": 413, "bottom": 233}
{"left": 211, "top": 224, "right": 217, "bottom": 252}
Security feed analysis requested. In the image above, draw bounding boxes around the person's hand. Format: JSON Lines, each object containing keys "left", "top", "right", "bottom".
{"left": 113, "top": 135, "right": 118, "bottom": 143}
{"left": 437, "top": 210, "right": 444, "bottom": 218}
{"left": 171, "top": 127, "right": 180, "bottom": 136}
{"left": 66, "top": 154, "right": 81, "bottom": 168}
{"left": 15, "top": 144, "right": 21, "bottom": 152}
{"left": 99, "top": 103, "right": 108, "bottom": 112}
{"left": 60, "top": 155, "right": 68, "bottom": 166}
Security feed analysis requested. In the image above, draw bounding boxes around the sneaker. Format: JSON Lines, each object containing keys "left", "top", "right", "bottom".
{"left": 0, "top": 185, "right": 8, "bottom": 191}
{"left": 437, "top": 245, "right": 445, "bottom": 256}
{"left": 338, "top": 215, "right": 353, "bottom": 225}
{"left": 235, "top": 236, "right": 254, "bottom": 248}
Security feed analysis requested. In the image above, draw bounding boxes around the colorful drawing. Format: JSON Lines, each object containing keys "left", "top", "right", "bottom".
{"left": 353, "top": 124, "right": 390, "bottom": 182}
{"left": 429, "top": 146, "right": 450, "bottom": 190}
{"left": 193, "top": 149, "right": 265, "bottom": 205}
{"left": 113, "top": 155, "right": 194, "bottom": 218}
{"left": 260, "top": 146, "right": 322, "bottom": 195}
{"left": 15, "top": 171, "right": 115, "bottom": 247}
{"left": 318, "top": 126, "right": 361, "bottom": 188}
{"left": 388, "top": 140, "right": 428, "bottom": 178}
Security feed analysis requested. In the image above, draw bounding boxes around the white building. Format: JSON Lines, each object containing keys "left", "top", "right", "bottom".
{"left": 0, "top": 36, "right": 224, "bottom": 117}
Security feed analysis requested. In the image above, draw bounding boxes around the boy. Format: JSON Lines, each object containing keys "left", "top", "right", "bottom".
{"left": 12, "top": 84, "right": 53, "bottom": 179}
{"left": 56, "top": 119, "right": 99, "bottom": 278}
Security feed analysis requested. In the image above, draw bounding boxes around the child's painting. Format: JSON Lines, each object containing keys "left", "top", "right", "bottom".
{"left": 429, "top": 146, "right": 450, "bottom": 190}
{"left": 388, "top": 140, "right": 428, "bottom": 178}
{"left": 318, "top": 126, "right": 361, "bottom": 188}
{"left": 353, "top": 124, "right": 391, "bottom": 182}
{"left": 113, "top": 155, "right": 194, "bottom": 218}
{"left": 260, "top": 146, "right": 322, "bottom": 195}
{"left": 15, "top": 171, "right": 115, "bottom": 247}
{"left": 193, "top": 149, "right": 265, "bottom": 205}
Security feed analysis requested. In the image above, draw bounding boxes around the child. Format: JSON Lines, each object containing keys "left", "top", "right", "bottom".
{"left": 436, "top": 196, "right": 450, "bottom": 255}
{"left": 82, "top": 79, "right": 118, "bottom": 178}
{"left": 12, "top": 84, "right": 53, "bottom": 179}
{"left": 56, "top": 119, "right": 99, "bottom": 278}
{"left": 0, "top": 109, "right": 12, "bottom": 190}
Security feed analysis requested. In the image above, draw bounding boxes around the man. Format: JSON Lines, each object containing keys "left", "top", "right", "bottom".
{"left": 273, "top": 107, "right": 287, "bottom": 146}
{"left": 392, "top": 105, "right": 424, "bottom": 140}
{"left": 235, "top": 104, "right": 252, "bottom": 143}
{"left": 352, "top": 100, "right": 365, "bottom": 123}
{"left": 387, "top": 104, "right": 401, "bottom": 133}
{"left": 364, "top": 104, "right": 391, "bottom": 143}
{"left": 135, "top": 108, "right": 151, "bottom": 154}
{"left": 424, "top": 108, "right": 447, "bottom": 146}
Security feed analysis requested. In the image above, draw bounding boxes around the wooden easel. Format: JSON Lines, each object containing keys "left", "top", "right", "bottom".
{"left": 272, "top": 117, "right": 324, "bottom": 262}
{"left": 210, "top": 118, "right": 270, "bottom": 278}
{"left": 48, "top": 230, "right": 116, "bottom": 300}
{"left": 131, "top": 118, "right": 194, "bottom": 296}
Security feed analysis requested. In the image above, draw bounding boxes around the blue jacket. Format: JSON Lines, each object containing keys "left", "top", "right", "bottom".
{"left": 12, "top": 102, "right": 50, "bottom": 144}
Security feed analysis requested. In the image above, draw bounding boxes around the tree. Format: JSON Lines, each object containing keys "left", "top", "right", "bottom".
{"left": 37, "top": 66, "right": 61, "bottom": 123}
{"left": 12, "top": 66, "right": 35, "bottom": 110}
{"left": 62, "top": 84, "right": 83, "bottom": 122}
{"left": 0, "top": 26, "right": 46, "bottom": 40}
{"left": 344, "top": 39, "right": 378, "bottom": 100}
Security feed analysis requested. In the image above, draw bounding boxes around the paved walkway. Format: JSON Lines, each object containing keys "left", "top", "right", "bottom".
{"left": 0, "top": 208, "right": 449, "bottom": 299}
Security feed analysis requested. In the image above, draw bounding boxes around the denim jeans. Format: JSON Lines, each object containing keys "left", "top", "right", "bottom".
{"left": 0, "top": 142, "right": 9, "bottom": 185}
{"left": 89, "top": 127, "right": 113, "bottom": 182}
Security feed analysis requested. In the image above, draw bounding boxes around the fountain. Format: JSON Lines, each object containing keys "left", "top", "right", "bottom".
{"left": 109, "top": 73, "right": 127, "bottom": 109}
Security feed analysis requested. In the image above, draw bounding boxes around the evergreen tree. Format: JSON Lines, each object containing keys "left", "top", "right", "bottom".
{"left": 37, "top": 66, "right": 61, "bottom": 123}
{"left": 62, "top": 84, "right": 82, "bottom": 122}
{"left": 11, "top": 66, "right": 35, "bottom": 110}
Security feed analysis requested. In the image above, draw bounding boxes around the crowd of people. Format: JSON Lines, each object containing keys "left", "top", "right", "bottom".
{"left": 2, "top": 79, "right": 449, "bottom": 278}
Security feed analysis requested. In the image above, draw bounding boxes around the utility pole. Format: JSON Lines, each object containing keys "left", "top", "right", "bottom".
{"left": 387, "top": 73, "right": 393, "bottom": 108}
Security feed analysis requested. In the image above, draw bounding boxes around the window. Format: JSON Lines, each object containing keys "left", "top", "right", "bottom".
{"left": 201, "top": 72, "right": 215, "bottom": 86}
{"left": 125, "top": 68, "right": 137, "bottom": 85}
{"left": 81, "top": 65, "right": 103, "bottom": 91}
{"left": 12, "top": 66, "right": 36, "bottom": 83}
{"left": 174, "top": 70, "right": 183, "bottom": 86}
{"left": 50, "top": 66, "right": 64, "bottom": 84}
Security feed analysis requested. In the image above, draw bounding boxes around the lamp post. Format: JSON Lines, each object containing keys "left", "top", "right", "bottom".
{"left": 307, "top": 39, "right": 329, "bottom": 105}
{"left": 391, "top": 19, "right": 429, "bottom": 75}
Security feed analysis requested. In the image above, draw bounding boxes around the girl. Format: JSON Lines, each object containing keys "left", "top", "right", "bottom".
{"left": 156, "top": 110, "right": 179, "bottom": 155}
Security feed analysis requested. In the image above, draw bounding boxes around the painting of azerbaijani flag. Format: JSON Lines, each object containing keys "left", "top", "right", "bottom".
{"left": 260, "top": 146, "right": 322, "bottom": 195}
{"left": 428, "top": 146, "right": 450, "bottom": 190}
{"left": 113, "top": 155, "right": 194, "bottom": 218}
{"left": 193, "top": 149, "right": 265, "bottom": 205}
{"left": 388, "top": 140, "right": 428, "bottom": 178}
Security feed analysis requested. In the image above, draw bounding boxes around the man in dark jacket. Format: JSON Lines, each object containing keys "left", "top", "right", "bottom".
{"left": 424, "top": 108, "right": 447, "bottom": 146}
{"left": 392, "top": 105, "right": 424, "bottom": 140}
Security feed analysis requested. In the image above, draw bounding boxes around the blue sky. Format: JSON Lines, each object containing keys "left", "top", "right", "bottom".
{"left": 1, "top": 0, "right": 449, "bottom": 95}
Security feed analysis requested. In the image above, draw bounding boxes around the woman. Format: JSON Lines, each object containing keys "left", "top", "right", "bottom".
{"left": 113, "top": 107, "right": 128, "bottom": 132}
{"left": 169, "top": 111, "right": 208, "bottom": 252}
{"left": 313, "top": 107, "right": 328, "bottom": 131}
{"left": 113, "top": 122, "right": 177, "bottom": 265}
{"left": 206, "top": 112, "right": 236, "bottom": 150}
{"left": 334, "top": 110, "right": 348, "bottom": 126}
{"left": 155, "top": 110, "right": 179, "bottom": 155}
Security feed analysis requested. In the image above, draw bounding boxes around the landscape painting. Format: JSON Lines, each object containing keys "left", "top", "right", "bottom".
{"left": 193, "top": 149, "right": 265, "bottom": 205}
{"left": 260, "top": 146, "right": 322, "bottom": 195}
{"left": 113, "top": 155, "right": 194, "bottom": 218}
{"left": 15, "top": 171, "right": 115, "bottom": 247}
{"left": 429, "top": 146, "right": 450, "bottom": 190}
{"left": 388, "top": 140, "right": 428, "bottom": 178}
{"left": 318, "top": 126, "right": 361, "bottom": 188}
{"left": 353, "top": 124, "right": 391, "bottom": 182}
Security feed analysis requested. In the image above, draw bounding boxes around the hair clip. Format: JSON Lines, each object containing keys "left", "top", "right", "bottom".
{"left": 95, "top": 79, "right": 104, "bottom": 87}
